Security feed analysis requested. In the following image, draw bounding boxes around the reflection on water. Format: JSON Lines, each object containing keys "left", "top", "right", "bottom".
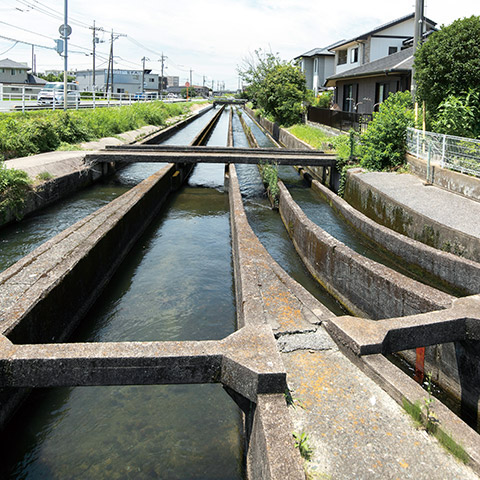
{"left": 1, "top": 109, "right": 244, "bottom": 480}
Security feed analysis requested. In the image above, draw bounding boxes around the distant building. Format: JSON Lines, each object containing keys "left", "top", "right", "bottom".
{"left": 75, "top": 69, "right": 160, "bottom": 94}
{"left": 166, "top": 76, "right": 179, "bottom": 87}
{"left": 295, "top": 42, "right": 341, "bottom": 95}
{"left": 0, "top": 58, "right": 45, "bottom": 86}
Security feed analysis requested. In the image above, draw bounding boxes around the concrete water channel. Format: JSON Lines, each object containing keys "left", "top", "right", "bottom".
{"left": 1, "top": 104, "right": 480, "bottom": 478}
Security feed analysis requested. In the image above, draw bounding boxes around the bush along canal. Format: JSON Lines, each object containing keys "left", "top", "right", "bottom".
{"left": 0, "top": 107, "right": 245, "bottom": 479}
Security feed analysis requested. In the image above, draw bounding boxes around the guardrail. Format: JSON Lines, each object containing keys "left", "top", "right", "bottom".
{"left": 307, "top": 106, "right": 372, "bottom": 133}
{"left": 407, "top": 127, "right": 480, "bottom": 178}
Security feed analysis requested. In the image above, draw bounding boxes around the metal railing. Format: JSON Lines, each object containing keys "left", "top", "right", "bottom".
{"left": 407, "top": 127, "right": 480, "bottom": 178}
{"left": 307, "top": 106, "right": 372, "bottom": 133}
{"left": 0, "top": 84, "right": 181, "bottom": 113}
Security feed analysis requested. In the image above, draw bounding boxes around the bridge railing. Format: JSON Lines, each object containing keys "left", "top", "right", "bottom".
{"left": 407, "top": 127, "right": 480, "bottom": 178}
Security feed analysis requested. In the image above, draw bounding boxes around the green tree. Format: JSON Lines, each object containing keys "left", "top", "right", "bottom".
{"left": 414, "top": 15, "right": 480, "bottom": 112}
{"left": 180, "top": 87, "right": 197, "bottom": 99}
{"left": 432, "top": 89, "right": 480, "bottom": 138}
{"left": 360, "top": 91, "right": 414, "bottom": 170}
{"left": 238, "top": 49, "right": 307, "bottom": 126}
{"left": 37, "top": 72, "right": 76, "bottom": 82}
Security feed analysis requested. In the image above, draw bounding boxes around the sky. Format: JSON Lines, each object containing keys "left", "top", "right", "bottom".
{"left": 0, "top": 0, "right": 478, "bottom": 90}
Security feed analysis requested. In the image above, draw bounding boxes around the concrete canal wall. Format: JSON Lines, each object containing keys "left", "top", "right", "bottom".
{"left": 344, "top": 170, "right": 480, "bottom": 263}
{"left": 407, "top": 153, "right": 480, "bottom": 202}
{"left": 278, "top": 178, "right": 480, "bottom": 425}
{"left": 309, "top": 174, "right": 480, "bottom": 295}
{"left": 277, "top": 180, "right": 453, "bottom": 319}
{"left": 0, "top": 162, "right": 191, "bottom": 427}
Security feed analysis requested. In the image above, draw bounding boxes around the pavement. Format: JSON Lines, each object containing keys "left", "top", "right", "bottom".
{"left": 354, "top": 171, "right": 480, "bottom": 239}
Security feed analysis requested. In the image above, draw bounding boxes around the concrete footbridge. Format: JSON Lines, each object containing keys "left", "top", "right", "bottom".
{"left": 86, "top": 144, "right": 337, "bottom": 167}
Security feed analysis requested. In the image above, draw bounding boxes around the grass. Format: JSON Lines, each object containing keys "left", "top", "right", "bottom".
{"left": 402, "top": 397, "right": 469, "bottom": 464}
{"left": 0, "top": 101, "right": 191, "bottom": 160}
{"left": 36, "top": 171, "right": 54, "bottom": 181}
{"left": 293, "top": 432, "right": 313, "bottom": 461}
{"left": 287, "top": 124, "right": 334, "bottom": 151}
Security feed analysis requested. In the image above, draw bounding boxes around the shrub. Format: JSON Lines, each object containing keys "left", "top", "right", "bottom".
{"left": 359, "top": 91, "right": 414, "bottom": 171}
{"left": 0, "top": 161, "right": 32, "bottom": 220}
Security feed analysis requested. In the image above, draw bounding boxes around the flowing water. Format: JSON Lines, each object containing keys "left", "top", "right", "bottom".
{"left": 1, "top": 108, "right": 244, "bottom": 479}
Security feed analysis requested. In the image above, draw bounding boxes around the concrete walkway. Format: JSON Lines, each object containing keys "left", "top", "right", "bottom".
{"left": 355, "top": 171, "right": 480, "bottom": 239}
{"left": 4, "top": 125, "right": 161, "bottom": 179}
{"left": 281, "top": 328, "right": 478, "bottom": 479}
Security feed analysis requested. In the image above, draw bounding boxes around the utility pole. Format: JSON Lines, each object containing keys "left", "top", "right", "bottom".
{"left": 141, "top": 56, "right": 149, "bottom": 93}
{"left": 105, "top": 29, "right": 126, "bottom": 95}
{"left": 189, "top": 68, "right": 193, "bottom": 88}
{"left": 61, "top": 0, "right": 70, "bottom": 111}
{"left": 159, "top": 53, "right": 167, "bottom": 100}
{"left": 90, "top": 21, "right": 105, "bottom": 93}
{"left": 412, "top": 0, "right": 425, "bottom": 101}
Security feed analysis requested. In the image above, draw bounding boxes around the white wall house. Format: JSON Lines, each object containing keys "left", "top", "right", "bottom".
{"left": 330, "top": 13, "right": 436, "bottom": 76}
{"left": 295, "top": 43, "right": 340, "bottom": 95}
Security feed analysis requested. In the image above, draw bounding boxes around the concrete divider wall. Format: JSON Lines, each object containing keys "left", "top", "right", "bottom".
{"left": 407, "top": 154, "right": 480, "bottom": 202}
{"left": 310, "top": 174, "right": 480, "bottom": 295}
{"left": 2, "top": 163, "right": 186, "bottom": 345}
{"left": 277, "top": 181, "right": 454, "bottom": 319}
{"left": 344, "top": 170, "right": 480, "bottom": 263}
{"left": 228, "top": 164, "right": 307, "bottom": 479}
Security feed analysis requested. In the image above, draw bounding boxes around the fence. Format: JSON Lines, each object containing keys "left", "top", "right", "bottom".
{"left": 0, "top": 84, "right": 178, "bottom": 113}
{"left": 407, "top": 127, "right": 480, "bottom": 178}
{"left": 307, "top": 106, "right": 372, "bottom": 133}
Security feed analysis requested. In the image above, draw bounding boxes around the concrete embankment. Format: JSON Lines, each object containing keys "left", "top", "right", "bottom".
{"left": 1, "top": 105, "right": 213, "bottom": 227}
{"left": 344, "top": 169, "right": 480, "bottom": 263}
{"left": 309, "top": 172, "right": 480, "bottom": 295}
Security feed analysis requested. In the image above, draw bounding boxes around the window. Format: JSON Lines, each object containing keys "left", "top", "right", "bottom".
{"left": 149, "top": 78, "right": 155, "bottom": 82}
{"left": 388, "top": 46, "right": 398, "bottom": 55}
{"left": 11, "top": 69, "right": 15, "bottom": 75}
{"left": 350, "top": 47, "right": 359, "bottom": 63}
{"left": 314, "top": 58, "right": 318, "bottom": 74}
{"left": 343, "top": 83, "right": 357, "bottom": 112}
{"left": 375, "top": 82, "right": 389, "bottom": 109}
{"left": 337, "top": 50, "right": 347, "bottom": 66}
{"left": 300, "top": 60, "right": 305, "bottom": 72}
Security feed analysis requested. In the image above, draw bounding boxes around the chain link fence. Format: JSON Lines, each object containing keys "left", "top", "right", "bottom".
{"left": 407, "top": 127, "right": 480, "bottom": 178}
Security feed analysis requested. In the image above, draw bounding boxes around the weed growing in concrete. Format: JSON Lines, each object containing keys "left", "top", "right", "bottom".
{"left": 402, "top": 374, "right": 469, "bottom": 465}
{"left": 293, "top": 432, "right": 313, "bottom": 461}
{"left": 36, "top": 171, "right": 54, "bottom": 181}
{"left": 284, "top": 387, "right": 305, "bottom": 409}
{"left": 259, "top": 161, "right": 279, "bottom": 207}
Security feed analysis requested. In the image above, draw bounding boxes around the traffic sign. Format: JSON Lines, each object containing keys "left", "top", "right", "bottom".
{"left": 59, "top": 24, "right": 72, "bottom": 37}
{"left": 185, "top": 82, "right": 190, "bottom": 88}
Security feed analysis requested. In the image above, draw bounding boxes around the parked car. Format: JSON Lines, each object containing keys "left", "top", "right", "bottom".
{"left": 37, "top": 82, "right": 80, "bottom": 106}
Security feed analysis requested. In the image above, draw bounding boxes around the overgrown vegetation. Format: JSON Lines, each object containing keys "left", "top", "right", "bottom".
{"left": 259, "top": 161, "right": 279, "bottom": 207}
{"left": 0, "top": 101, "right": 190, "bottom": 160}
{"left": 359, "top": 91, "right": 414, "bottom": 171}
{"left": 238, "top": 49, "right": 308, "bottom": 126}
{"left": 414, "top": 15, "right": 480, "bottom": 139}
{"left": 293, "top": 432, "right": 313, "bottom": 461}
{"left": 287, "top": 124, "right": 334, "bottom": 151}
{"left": 0, "top": 161, "right": 32, "bottom": 220}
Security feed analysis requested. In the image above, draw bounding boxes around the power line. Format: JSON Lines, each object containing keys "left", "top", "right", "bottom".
{"left": 0, "top": 41, "right": 19, "bottom": 55}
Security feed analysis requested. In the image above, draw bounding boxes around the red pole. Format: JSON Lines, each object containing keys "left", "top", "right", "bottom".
{"left": 413, "top": 347, "right": 425, "bottom": 383}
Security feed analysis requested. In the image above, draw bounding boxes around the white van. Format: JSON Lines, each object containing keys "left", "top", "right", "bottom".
{"left": 37, "top": 82, "right": 80, "bottom": 106}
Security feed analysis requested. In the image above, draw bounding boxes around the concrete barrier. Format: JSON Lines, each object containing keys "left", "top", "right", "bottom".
{"left": 278, "top": 181, "right": 453, "bottom": 319}
{"left": 310, "top": 174, "right": 480, "bottom": 295}
{"left": 407, "top": 153, "right": 480, "bottom": 202}
{"left": 344, "top": 170, "right": 480, "bottom": 263}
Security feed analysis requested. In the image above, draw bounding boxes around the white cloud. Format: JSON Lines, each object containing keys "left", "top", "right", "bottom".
{"left": 0, "top": 0, "right": 478, "bottom": 89}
